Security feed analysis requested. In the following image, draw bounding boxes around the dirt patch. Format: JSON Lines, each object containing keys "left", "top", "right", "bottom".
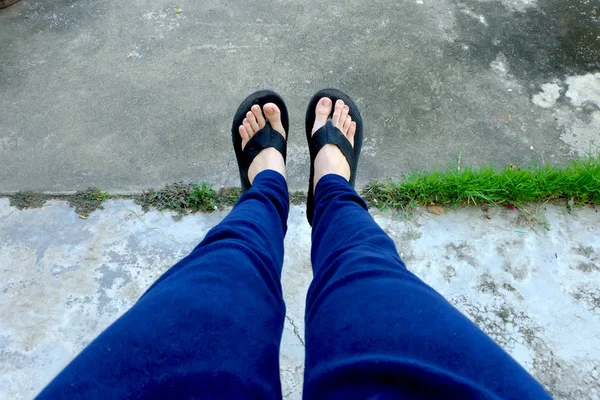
{"left": 8, "top": 191, "right": 49, "bottom": 210}
{"left": 572, "top": 244, "right": 599, "bottom": 273}
{"left": 442, "top": 265, "right": 457, "bottom": 282}
{"left": 452, "top": 296, "right": 585, "bottom": 397}
{"left": 571, "top": 284, "right": 600, "bottom": 312}
{"left": 576, "top": 262, "right": 599, "bottom": 273}
{"left": 573, "top": 245, "right": 595, "bottom": 258}
{"left": 477, "top": 272, "right": 499, "bottom": 294}
{"left": 445, "top": 242, "right": 479, "bottom": 267}
{"left": 289, "top": 191, "right": 307, "bottom": 206}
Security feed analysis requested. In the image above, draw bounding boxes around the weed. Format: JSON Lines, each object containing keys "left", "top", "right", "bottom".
{"left": 136, "top": 183, "right": 194, "bottom": 214}
{"left": 289, "top": 191, "right": 307, "bottom": 205}
{"left": 189, "top": 183, "right": 216, "bottom": 212}
{"left": 68, "top": 188, "right": 108, "bottom": 216}
{"left": 8, "top": 191, "right": 49, "bottom": 210}
{"left": 214, "top": 187, "right": 242, "bottom": 208}
{"left": 136, "top": 182, "right": 218, "bottom": 214}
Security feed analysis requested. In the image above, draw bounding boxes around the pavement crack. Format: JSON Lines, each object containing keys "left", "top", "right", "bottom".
{"left": 118, "top": 201, "right": 180, "bottom": 243}
{"left": 220, "top": 151, "right": 234, "bottom": 188}
{"left": 286, "top": 315, "right": 305, "bottom": 347}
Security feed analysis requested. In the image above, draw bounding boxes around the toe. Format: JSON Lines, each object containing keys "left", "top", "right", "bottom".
{"left": 332, "top": 99, "right": 345, "bottom": 126}
{"left": 246, "top": 111, "right": 260, "bottom": 132}
{"left": 239, "top": 125, "right": 250, "bottom": 149}
{"left": 312, "top": 97, "right": 333, "bottom": 135}
{"left": 263, "top": 103, "right": 286, "bottom": 139}
{"left": 338, "top": 105, "right": 350, "bottom": 132}
{"left": 251, "top": 104, "right": 266, "bottom": 129}
{"left": 243, "top": 118, "right": 253, "bottom": 135}
{"left": 342, "top": 115, "right": 352, "bottom": 135}
{"left": 347, "top": 121, "right": 356, "bottom": 147}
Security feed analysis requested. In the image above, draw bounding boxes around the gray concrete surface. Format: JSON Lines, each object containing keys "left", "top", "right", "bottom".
{"left": 1, "top": 0, "right": 599, "bottom": 193}
{"left": 1, "top": 199, "right": 599, "bottom": 399}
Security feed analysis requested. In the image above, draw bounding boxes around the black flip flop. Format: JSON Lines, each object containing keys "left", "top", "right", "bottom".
{"left": 305, "top": 88, "right": 364, "bottom": 226}
{"left": 232, "top": 90, "right": 289, "bottom": 192}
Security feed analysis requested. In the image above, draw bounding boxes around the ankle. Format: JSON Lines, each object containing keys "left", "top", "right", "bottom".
{"left": 248, "top": 148, "right": 286, "bottom": 184}
{"left": 313, "top": 144, "right": 350, "bottom": 191}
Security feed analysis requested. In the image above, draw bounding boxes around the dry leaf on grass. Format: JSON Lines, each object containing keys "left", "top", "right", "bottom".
{"left": 427, "top": 205, "right": 445, "bottom": 215}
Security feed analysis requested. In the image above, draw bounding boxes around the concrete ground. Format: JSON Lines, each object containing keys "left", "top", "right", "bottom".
{"left": 2, "top": 0, "right": 600, "bottom": 399}
{"left": 1, "top": 199, "right": 599, "bottom": 399}
{"left": 1, "top": 0, "right": 599, "bottom": 193}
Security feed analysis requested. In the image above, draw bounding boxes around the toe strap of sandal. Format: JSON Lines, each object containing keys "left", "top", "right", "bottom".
{"left": 242, "top": 123, "right": 287, "bottom": 170}
{"left": 309, "top": 120, "right": 354, "bottom": 165}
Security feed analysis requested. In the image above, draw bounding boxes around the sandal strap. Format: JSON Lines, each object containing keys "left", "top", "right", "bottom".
{"left": 309, "top": 120, "right": 354, "bottom": 166}
{"left": 242, "top": 122, "right": 287, "bottom": 170}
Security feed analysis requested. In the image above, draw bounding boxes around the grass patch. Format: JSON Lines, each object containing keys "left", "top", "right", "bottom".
{"left": 68, "top": 188, "right": 108, "bottom": 216}
{"left": 363, "top": 156, "right": 600, "bottom": 211}
{"left": 5, "top": 156, "right": 600, "bottom": 216}
{"left": 189, "top": 183, "right": 217, "bottom": 212}
{"left": 136, "top": 182, "right": 218, "bottom": 215}
{"left": 8, "top": 191, "right": 49, "bottom": 210}
{"left": 214, "top": 187, "right": 242, "bottom": 208}
{"left": 290, "top": 191, "right": 307, "bottom": 205}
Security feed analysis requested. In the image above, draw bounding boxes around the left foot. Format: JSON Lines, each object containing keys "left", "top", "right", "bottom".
{"left": 239, "top": 104, "right": 287, "bottom": 184}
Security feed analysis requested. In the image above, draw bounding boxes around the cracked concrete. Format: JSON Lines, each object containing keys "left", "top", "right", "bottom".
{"left": 1, "top": 199, "right": 599, "bottom": 399}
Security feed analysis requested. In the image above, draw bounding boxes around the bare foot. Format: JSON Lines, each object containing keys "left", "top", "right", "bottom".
{"left": 239, "top": 103, "right": 287, "bottom": 184}
{"left": 311, "top": 98, "right": 356, "bottom": 191}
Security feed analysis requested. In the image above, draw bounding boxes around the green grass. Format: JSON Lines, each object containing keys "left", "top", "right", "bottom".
{"left": 6, "top": 156, "right": 600, "bottom": 215}
{"left": 67, "top": 188, "right": 108, "bottom": 216}
{"left": 362, "top": 155, "right": 600, "bottom": 211}
{"left": 136, "top": 182, "right": 217, "bottom": 214}
{"left": 188, "top": 183, "right": 217, "bottom": 212}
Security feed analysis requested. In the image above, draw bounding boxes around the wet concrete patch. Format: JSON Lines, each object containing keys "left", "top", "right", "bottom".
{"left": 451, "top": 0, "right": 600, "bottom": 85}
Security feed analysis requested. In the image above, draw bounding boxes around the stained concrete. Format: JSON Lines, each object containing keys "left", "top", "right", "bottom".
{"left": 1, "top": 0, "right": 599, "bottom": 193}
{"left": 1, "top": 199, "right": 599, "bottom": 399}
{"left": 1, "top": 0, "right": 600, "bottom": 398}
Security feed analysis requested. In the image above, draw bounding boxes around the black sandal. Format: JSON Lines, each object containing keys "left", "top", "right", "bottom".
{"left": 305, "top": 88, "right": 364, "bottom": 226}
{"left": 231, "top": 90, "right": 289, "bottom": 192}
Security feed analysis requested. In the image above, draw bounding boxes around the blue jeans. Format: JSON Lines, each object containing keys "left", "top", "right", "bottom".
{"left": 38, "top": 171, "right": 550, "bottom": 399}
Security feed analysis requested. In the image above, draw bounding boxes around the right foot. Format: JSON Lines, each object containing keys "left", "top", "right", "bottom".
{"left": 311, "top": 98, "right": 357, "bottom": 191}
{"left": 239, "top": 103, "right": 287, "bottom": 184}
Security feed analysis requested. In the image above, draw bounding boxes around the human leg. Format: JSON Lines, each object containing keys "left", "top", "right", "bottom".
{"left": 38, "top": 99, "right": 290, "bottom": 400}
{"left": 303, "top": 94, "right": 550, "bottom": 399}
